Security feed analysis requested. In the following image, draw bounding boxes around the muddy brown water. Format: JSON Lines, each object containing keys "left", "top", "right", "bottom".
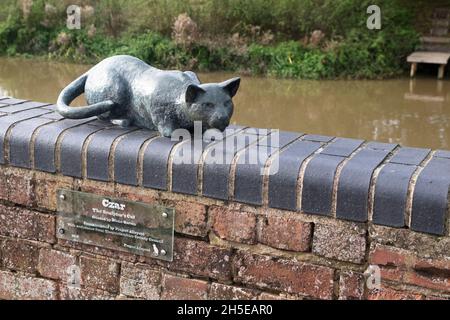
{"left": 1, "top": 57, "right": 449, "bottom": 150}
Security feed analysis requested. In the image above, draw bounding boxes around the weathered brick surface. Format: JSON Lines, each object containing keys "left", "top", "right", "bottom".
{"left": 120, "top": 263, "right": 161, "bottom": 299}
{"left": 368, "top": 246, "right": 406, "bottom": 283}
{"left": 209, "top": 283, "right": 259, "bottom": 300}
{"left": 168, "top": 237, "right": 232, "bottom": 281}
{"left": 258, "top": 211, "right": 312, "bottom": 251}
{"left": 60, "top": 285, "right": 115, "bottom": 300}
{"left": 339, "top": 271, "right": 365, "bottom": 300}
{"left": 369, "top": 245, "right": 450, "bottom": 293}
{"left": 234, "top": 251, "right": 335, "bottom": 299}
{"left": 80, "top": 255, "right": 120, "bottom": 293}
{"left": 0, "top": 151, "right": 448, "bottom": 300}
{"left": 370, "top": 225, "right": 450, "bottom": 259}
{"left": 75, "top": 179, "right": 115, "bottom": 197}
{"left": 369, "top": 244, "right": 408, "bottom": 267}
{"left": 410, "top": 259, "right": 450, "bottom": 292}
{"left": 172, "top": 200, "right": 208, "bottom": 237}
{"left": 0, "top": 167, "right": 7, "bottom": 200}
{"left": 210, "top": 206, "right": 257, "bottom": 244}
{"left": 0, "top": 99, "right": 449, "bottom": 300}
{"left": 312, "top": 221, "right": 366, "bottom": 264}
{"left": 0, "top": 270, "right": 58, "bottom": 300}
{"left": 116, "top": 295, "right": 144, "bottom": 300}
{"left": 38, "top": 248, "right": 77, "bottom": 280}
{"left": 5, "top": 167, "right": 35, "bottom": 206}
{"left": 58, "top": 239, "right": 138, "bottom": 263}
{"left": 425, "top": 294, "right": 450, "bottom": 300}
{"left": 259, "top": 292, "right": 293, "bottom": 300}
{"left": 406, "top": 271, "right": 450, "bottom": 293}
{"left": 0, "top": 204, "right": 55, "bottom": 243}
{"left": 34, "top": 172, "right": 73, "bottom": 210}
{"left": 1, "top": 239, "right": 40, "bottom": 273}
{"left": 368, "top": 285, "right": 424, "bottom": 300}
{"left": 161, "top": 274, "right": 208, "bottom": 300}
{"left": 129, "top": 193, "right": 211, "bottom": 238}
{"left": 115, "top": 184, "right": 159, "bottom": 204}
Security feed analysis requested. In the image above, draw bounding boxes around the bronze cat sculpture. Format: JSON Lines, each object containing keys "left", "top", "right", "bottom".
{"left": 57, "top": 55, "right": 240, "bottom": 137}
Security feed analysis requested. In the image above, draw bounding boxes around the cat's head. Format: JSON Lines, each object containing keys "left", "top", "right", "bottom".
{"left": 184, "top": 77, "right": 240, "bottom": 131}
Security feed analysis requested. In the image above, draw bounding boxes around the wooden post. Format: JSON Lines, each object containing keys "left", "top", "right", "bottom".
{"left": 438, "top": 64, "right": 445, "bottom": 79}
{"left": 437, "top": 79, "right": 443, "bottom": 93}
{"left": 410, "top": 63, "right": 417, "bottom": 78}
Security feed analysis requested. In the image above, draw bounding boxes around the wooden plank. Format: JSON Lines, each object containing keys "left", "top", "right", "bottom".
{"left": 421, "top": 36, "right": 450, "bottom": 44}
{"left": 407, "top": 51, "right": 450, "bottom": 65}
{"left": 410, "top": 62, "right": 417, "bottom": 77}
{"left": 438, "top": 64, "right": 445, "bottom": 79}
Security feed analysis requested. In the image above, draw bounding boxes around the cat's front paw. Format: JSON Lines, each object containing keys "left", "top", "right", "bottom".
{"left": 160, "top": 126, "right": 174, "bottom": 138}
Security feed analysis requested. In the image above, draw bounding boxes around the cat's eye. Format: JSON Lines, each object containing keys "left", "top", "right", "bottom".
{"left": 203, "top": 102, "right": 214, "bottom": 108}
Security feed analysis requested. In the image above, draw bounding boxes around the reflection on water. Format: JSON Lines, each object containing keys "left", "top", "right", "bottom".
{"left": 1, "top": 57, "right": 449, "bottom": 149}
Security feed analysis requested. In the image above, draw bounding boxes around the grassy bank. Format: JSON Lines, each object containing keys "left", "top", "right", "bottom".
{"left": 0, "top": 0, "right": 420, "bottom": 79}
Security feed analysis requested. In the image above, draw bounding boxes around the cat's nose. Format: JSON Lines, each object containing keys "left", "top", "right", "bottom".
{"left": 211, "top": 116, "right": 229, "bottom": 131}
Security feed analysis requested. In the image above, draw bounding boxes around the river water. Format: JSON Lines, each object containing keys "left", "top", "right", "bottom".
{"left": 1, "top": 57, "right": 449, "bottom": 149}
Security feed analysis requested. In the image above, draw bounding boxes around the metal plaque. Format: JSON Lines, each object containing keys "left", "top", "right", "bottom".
{"left": 56, "top": 189, "right": 175, "bottom": 261}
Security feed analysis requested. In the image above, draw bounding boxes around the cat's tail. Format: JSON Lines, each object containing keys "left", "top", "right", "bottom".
{"left": 57, "top": 73, "right": 116, "bottom": 119}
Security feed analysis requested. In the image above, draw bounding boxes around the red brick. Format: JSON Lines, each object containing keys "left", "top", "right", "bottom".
{"left": 0, "top": 167, "right": 7, "bottom": 200}
{"left": 210, "top": 206, "right": 256, "bottom": 244}
{"left": 115, "top": 184, "right": 159, "bottom": 204}
{"left": 168, "top": 237, "right": 232, "bottom": 281}
{"left": 161, "top": 274, "right": 208, "bottom": 300}
{"left": 0, "top": 204, "right": 55, "bottom": 243}
{"left": 259, "top": 293, "right": 294, "bottom": 300}
{"left": 58, "top": 239, "right": 138, "bottom": 263}
{"left": 209, "top": 283, "right": 259, "bottom": 300}
{"left": 6, "top": 167, "right": 35, "bottom": 206}
{"left": 370, "top": 245, "right": 450, "bottom": 292}
{"left": 369, "top": 245, "right": 409, "bottom": 268}
{"left": 76, "top": 179, "right": 115, "bottom": 197}
{"left": 414, "top": 258, "right": 450, "bottom": 273}
{"left": 60, "top": 285, "right": 115, "bottom": 300}
{"left": 0, "top": 270, "right": 58, "bottom": 300}
{"left": 80, "top": 256, "right": 120, "bottom": 293}
{"left": 34, "top": 172, "right": 73, "bottom": 211}
{"left": 38, "top": 248, "right": 77, "bottom": 280}
{"left": 408, "top": 258, "right": 450, "bottom": 292}
{"left": 258, "top": 212, "right": 312, "bottom": 251}
{"left": 339, "top": 271, "right": 364, "bottom": 300}
{"left": 406, "top": 272, "right": 450, "bottom": 293}
{"left": 425, "top": 294, "right": 450, "bottom": 300}
{"left": 312, "top": 221, "right": 366, "bottom": 264}
{"left": 116, "top": 295, "right": 143, "bottom": 300}
{"left": 1, "top": 239, "right": 40, "bottom": 273}
{"left": 234, "top": 251, "right": 335, "bottom": 299}
{"left": 120, "top": 263, "right": 161, "bottom": 299}
{"left": 172, "top": 201, "right": 208, "bottom": 237}
{"left": 381, "top": 268, "right": 407, "bottom": 283}
{"left": 369, "top": 245, "right": 409, "bottom": 282}
{"left": 368, "top": 285, "right": 423, "bottom": 300}
{"left": 370, "top": 225, "right": 450, "bottom": 258}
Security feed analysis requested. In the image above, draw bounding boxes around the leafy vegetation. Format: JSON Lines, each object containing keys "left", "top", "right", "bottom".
{"left": 0, "top": 0, "right": 421, "bottom": 79}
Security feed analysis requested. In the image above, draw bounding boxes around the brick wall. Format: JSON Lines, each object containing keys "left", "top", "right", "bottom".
{"left": 0, "top": 97, "right": 449, "bottom": 300}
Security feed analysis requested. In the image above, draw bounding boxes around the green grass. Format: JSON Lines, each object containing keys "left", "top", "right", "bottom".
{"left": 0, "top": 0, "right": 421, "bottom": 79}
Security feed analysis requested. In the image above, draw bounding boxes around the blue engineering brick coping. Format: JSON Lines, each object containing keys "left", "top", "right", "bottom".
{"left": 0, "top": 97, "right": 448, "bottom": 236}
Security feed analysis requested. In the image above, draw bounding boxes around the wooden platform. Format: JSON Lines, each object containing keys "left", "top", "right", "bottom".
{"left": 407, "top": 51, "right": 450, "bottom": 79}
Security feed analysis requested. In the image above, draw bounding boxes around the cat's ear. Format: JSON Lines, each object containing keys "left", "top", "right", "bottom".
{"left": 220, "top": 77, "right": 241, "bottom": 97}
{"left": 185, "top": 84, "right": 205, "bottom": 103}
